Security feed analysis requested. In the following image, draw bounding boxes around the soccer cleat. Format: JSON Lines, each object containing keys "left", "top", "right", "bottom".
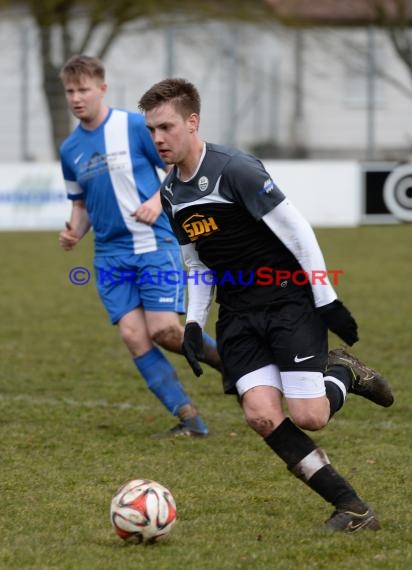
{"left": 152, "top": 416, "right": 209, "bottom": 439}
{"left": 327, "top": 348, "right": 394, "bottom": 407}
{"left": 325, "top": 507, "right": 381, "bottom": 532}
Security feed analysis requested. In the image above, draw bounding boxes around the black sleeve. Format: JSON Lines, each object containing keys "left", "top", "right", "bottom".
{"left": 222, "top": 152, "right": 285, "bottom": 220}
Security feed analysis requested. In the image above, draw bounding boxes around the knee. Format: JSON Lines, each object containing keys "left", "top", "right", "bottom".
{"left": 291, "top": 410, "right": 329, "bottom": 432}
{"left": 240, "top": 386, "right": 284, "bottom": 437}
{"left": 118, "top": 323, "right": 135, "bottom": 346}
{"left": 151, "top": 324, "right": 182, "bottom": 352}
{"left": 244, "top": 412, "right": 279, "bottom": 438}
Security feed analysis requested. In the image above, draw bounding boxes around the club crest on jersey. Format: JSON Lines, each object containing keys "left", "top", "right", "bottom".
{"left": 182, "top": 213, "right": 219, "bottom": 241}
{"left": 198, "top": 176, "right": 209, "bottom": 192}
{"left": 259, "top": 178, "right": 275, "bottom": 195}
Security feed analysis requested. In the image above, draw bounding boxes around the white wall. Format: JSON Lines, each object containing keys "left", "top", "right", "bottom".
{"left": 303, "top": 29, "right": 412, "bottom": 155}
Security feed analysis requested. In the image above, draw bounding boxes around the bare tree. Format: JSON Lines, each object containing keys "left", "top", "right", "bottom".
{"left": 4, "top": 1, "right": 412, "bottom": 157}
{"left": 372, "top": 0, "right": 412, "bottom": 77}
{"left": 266, "top": 0, "right": 412, "bottom": 80}
{"left": 5, "top": 0, "right": 273, "bottom": 157}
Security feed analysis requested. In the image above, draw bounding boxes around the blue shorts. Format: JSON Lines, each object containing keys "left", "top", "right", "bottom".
{"left": 94, "top": 250, "right": 186, "bottom": 324}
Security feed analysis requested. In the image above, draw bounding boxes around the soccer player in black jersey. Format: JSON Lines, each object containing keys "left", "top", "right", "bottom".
{"left": 138, "top": 79, "right": 394, "bottom": 532}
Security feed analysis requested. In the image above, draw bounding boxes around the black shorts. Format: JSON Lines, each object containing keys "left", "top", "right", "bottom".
{"left": 216, "top": 297, "right": 328, "bottom": 394}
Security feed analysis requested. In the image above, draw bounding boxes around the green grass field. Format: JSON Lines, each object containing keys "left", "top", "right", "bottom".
{"left": 0, "top": 226, "right": 411, "bottom": 570}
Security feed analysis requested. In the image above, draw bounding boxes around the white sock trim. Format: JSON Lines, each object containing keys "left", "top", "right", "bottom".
{"left": 292, "top": 448, "right": 331, "bottom": 481}
{"left": 324, "top": 375, "right": 347, "bottom": 400}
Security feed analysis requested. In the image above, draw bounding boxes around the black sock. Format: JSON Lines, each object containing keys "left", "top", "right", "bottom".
{"left": 265, "top": 418, "right": 362, "bottom": 509}
{"left": 325, "top": 382, "right": 345, "bottom": 417}
{"left": 264, "top": 417, "right": 316, "bottom": 464}
{"left": 308, "top": 464, "right": 364, "bottom": 511}
{"left": 324, "top": 365, "right": 353, "bottom": 418}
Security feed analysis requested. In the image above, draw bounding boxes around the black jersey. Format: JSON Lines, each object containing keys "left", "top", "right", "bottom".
{"left": 161, "top": 143, "right": 312, "bottom": 310}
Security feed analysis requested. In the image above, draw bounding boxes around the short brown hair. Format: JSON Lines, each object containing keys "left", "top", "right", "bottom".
{"left": 138, "top": 78, "right": 201, "bottom": 118}
{"left": 60, "top": 55, "right": 105, "bottom": 83}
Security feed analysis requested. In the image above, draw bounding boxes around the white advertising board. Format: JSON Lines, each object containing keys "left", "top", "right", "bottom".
{"left": 0, "top": 161, "right": 363, "bottom": 230}
{"left": 264, "top": 160, "right": 362, "bottom": 227}
{"left": 0, "top": 163, "right": 70, "bottom": 230}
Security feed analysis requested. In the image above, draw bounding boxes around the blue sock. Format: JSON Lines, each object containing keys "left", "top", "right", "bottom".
{"left": 134, "top": 347, "right": 191, "bottom": 416}
{"left": 202, "top": 331, "right": 216, "bottom": 350}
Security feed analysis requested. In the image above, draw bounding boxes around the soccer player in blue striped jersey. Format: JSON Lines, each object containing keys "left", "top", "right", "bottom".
{"left": 58, "top": 55, "right": 221, "bottom": 437}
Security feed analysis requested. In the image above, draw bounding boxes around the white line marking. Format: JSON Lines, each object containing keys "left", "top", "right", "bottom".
{"left": 0, "top": 393, "right": 148, "bottom": 411}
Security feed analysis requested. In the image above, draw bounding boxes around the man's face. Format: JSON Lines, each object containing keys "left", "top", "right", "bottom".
{"left": 63, "top": 74, "right": 107, "bottom": 125}
{"left": 145, "top": 102, "right": 198, "bottom": 165}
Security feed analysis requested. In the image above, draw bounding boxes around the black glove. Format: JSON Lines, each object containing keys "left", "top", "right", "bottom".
{"left": 182, "top": 322, "right": 205, "bottom": 377}
{"left": 317, "top": 299, "right": 359, "bottom": 346}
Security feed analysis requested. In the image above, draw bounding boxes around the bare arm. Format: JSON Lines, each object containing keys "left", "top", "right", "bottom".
{"left": 59, "top": 200, "right": 91, "bottom": 251}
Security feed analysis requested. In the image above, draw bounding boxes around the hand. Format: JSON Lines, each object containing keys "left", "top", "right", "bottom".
{"left": 182, "top": 322, "right": 205, "bottom": 377}
{"left": 317, "top": 299, "right": 359, "bottom": 346}
{"left": 59, "top": 222, "right": 79, "bottom": 251}
{"left": 132, "top": 193, "right": 162, "bottom": 225}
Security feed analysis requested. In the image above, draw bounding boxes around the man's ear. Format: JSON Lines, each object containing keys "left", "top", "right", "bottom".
{"left": 188, "top": 113, "right": 200, "bottom": 133}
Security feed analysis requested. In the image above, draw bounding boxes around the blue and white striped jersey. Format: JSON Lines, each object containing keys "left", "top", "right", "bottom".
{"left": 60, "top": 108, "right": 179, "bottom": 255}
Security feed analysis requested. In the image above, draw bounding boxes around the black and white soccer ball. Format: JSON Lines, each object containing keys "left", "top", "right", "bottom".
{"left": 110, "top": 479, "right": 177, "bottom": 544}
